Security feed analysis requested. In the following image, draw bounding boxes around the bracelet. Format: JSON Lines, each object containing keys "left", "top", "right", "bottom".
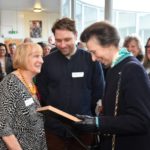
{"left": 95, "top": 117, "right": 99, "bottom": 128}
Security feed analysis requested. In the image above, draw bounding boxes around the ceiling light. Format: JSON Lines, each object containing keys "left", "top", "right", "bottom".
{"left": 33, "top": 7, "right": 42, "bottom": 13}
{"left": 33, "top": 0, "right": 43, "bottom": 13}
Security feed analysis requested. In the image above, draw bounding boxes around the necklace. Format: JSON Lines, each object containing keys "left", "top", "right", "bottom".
{"left": 18, "top": 69, "right": 37, "bottom": 95}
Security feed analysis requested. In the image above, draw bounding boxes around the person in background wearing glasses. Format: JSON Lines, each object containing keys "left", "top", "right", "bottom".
{"left": 75, "top": 21, "right": 150, "bottom": 150}
{"left": 143, "top": 37, "right": 150, "bottom": 78}
{"left": 0, "top": 43, "right": 13, "bottom": 81}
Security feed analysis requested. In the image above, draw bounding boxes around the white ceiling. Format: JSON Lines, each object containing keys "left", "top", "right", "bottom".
{"left": 0, "top": 0, "right": 60, "bottom": 13}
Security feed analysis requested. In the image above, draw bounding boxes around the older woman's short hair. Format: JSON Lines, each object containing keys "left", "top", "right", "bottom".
{"left": 80, "top": 21, "right": 120, "bottom": 47}
{"left": 13, "top": 43, "right": 42, "bottom": 69}
{"left": 123, "top": 35, "right": 142, "bottom": 52}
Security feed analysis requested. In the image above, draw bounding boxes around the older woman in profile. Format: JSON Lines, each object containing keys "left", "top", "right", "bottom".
{"left": 0, "top": 43, "right": 47, "bottom": 150}
{"left": 76, "top": 21, "right": 150, "bottom": 150}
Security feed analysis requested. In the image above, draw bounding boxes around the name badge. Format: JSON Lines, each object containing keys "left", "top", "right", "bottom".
{"left": 25, "top": 98, "right": 34, "bottom": 106}
{"left": 72, "top": 72, "right": 84, "bottom": 78}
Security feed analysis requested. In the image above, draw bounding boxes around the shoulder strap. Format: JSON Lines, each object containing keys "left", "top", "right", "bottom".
{"left": 112, "top": 58, "right": 135, "bottom": 150}
{"left": 112, "top": 72, "right": 121, "bottom": 150}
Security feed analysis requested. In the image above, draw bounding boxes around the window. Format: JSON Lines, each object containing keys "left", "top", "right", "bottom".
{"left": 75, "top": 0, "right": 104, "bottom": 38}
{"left": 61, "top": 0, "right": 71, "bottom": 17}
{"left": 61, "top": 0, "right": 150, "bottom": 45}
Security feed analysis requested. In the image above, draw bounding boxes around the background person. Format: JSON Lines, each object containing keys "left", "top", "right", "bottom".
{"left": 8, "top": 43, "right": 17, "bottom": 59}
{"left": 36, "top": 17, "right": 105, "bottom": 150}
{"left": 76, "top": 21, "right": 150, "bottom": 150}
{"left": 48, "top": 35, "right": 57, "bottom": 53}
{"left": 48, "top": 35, "right": 55, "bottom": 46}
{"left": 77, "top": 41, "right": 87, "bottom": 50}
{"left": 37, "top": 42, "right": 51, "bottom": 57}
{"left": 23, "top": 37, "right": 33, "bottom": 43}
{"left": 123, "top": 35, "right": 144, "bottom": 62}
{"left": 0, "top": 43, "right": 13, "bottom": 81}
{"left": 0, "top": 43, "right": 47, "bottom": 150}
{"left": 143, "top": 37, "right": 150, "bottom": 78}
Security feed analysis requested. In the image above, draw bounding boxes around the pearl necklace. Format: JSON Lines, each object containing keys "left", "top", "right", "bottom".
{"left": 18, "top": 69, "right": 37, "bottom": 95}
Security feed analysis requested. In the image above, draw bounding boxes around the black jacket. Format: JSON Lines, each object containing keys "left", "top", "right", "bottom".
{"left": 36, "top": 49, "right": 105, "bottom": 136}
{"left": 0, "top": 57, "right": 13, "bottom": 81}
{"left": 99, "top": 56, "right": 150, "bottom": 150}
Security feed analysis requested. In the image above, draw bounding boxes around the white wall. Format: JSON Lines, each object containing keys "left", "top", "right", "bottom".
{"left": 0, "top": 10, "right": 24, "bottom": 39}
{"left": 24, "top": 11, "right": 60, "bottom": 42}
{"left": 0, "top": 10, "right": 60, "bottom": 42}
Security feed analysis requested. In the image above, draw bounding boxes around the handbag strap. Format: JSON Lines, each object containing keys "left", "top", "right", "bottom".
{"left": 112, "top": 72, "right": 122, "bottom": 150}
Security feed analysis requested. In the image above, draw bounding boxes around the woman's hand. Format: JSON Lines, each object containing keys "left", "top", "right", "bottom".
{"left": 2, "top": 134, "right": 23, "bottom": 150}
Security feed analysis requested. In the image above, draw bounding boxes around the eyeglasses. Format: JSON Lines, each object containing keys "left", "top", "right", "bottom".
{"left": 0, "top": 49, "right": 6, "bottom": 51}
{"left": 145, "top": 45, "right": 150, "bottom": 49}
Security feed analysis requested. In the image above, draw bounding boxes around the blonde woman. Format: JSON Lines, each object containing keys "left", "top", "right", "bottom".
{"left": 0, "top": 43, "right": 47, "bottom": 150}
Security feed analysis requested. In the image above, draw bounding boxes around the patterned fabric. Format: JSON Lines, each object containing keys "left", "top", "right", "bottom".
{"left": 0, "top": 73, "right": 47, "bottom": 150}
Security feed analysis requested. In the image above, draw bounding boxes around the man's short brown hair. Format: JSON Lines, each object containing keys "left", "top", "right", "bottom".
{"left": 52, "top": 17, "right": 77, "bottom": 34}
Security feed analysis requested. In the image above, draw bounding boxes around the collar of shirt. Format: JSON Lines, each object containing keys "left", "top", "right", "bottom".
{"left": 66, "top": 47, "right": 77, "bottom": 59}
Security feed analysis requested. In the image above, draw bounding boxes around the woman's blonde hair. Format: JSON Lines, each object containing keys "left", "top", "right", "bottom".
{"left": 13, "top": 43, "right": 42, "bottom": 69}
